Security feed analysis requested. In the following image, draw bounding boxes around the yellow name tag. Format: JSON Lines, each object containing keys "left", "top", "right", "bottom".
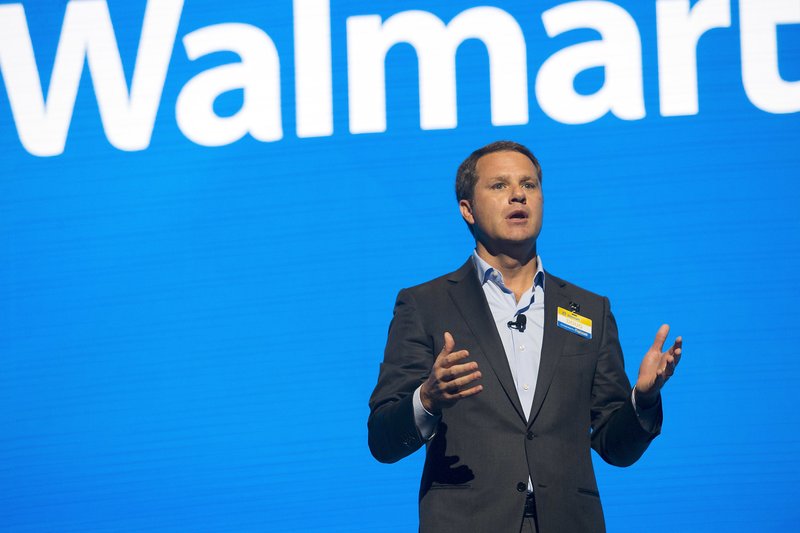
{"left": 557, "top": 307, "right": 592, "bottom": 339}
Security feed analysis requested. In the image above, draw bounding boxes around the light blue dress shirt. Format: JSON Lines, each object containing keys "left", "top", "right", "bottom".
{"left": 473, "top": 251, "right": 545, "bottom": 422}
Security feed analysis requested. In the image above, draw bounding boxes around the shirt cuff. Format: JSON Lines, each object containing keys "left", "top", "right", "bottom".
{"left": 413, "top": 385, "right": 440, "bottom": 441}
{"left": 631, "top": 388, "right": 660, "bottom": 433}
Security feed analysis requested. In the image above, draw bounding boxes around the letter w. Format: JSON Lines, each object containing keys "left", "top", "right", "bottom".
{"left": 0, "top": 0, "right": 182, "bottom": 157}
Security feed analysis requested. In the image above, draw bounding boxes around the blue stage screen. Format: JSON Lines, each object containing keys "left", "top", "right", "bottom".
{"left": 1, "top": 0, "right": 798, "bottom": 531}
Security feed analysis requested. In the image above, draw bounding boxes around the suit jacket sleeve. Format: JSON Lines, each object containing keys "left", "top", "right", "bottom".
{"left": 368, "top": 288, "right": 434, "bottom": 463}
{"left": 589, "top": 296, "right": 662, "bottom": 467}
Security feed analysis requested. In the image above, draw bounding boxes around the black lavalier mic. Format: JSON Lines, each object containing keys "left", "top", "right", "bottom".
{"left": 507, "top": 314, "right": 527, "bottom": 333}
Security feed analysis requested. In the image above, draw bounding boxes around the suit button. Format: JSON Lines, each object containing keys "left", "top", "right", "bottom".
{"left": 517, "top": 482, "right": 526, "bottom": 492}
{"left": 527, "top": 431, "right": 534, "bottom": 440}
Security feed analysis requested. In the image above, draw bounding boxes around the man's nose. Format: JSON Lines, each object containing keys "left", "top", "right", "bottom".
{"left": 510, "top": 186, "right": 526, "bottom": 203}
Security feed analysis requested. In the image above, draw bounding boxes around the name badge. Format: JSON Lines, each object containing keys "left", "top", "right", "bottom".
{"left": 557, "top": 307, "right": 592, "bottom": 339}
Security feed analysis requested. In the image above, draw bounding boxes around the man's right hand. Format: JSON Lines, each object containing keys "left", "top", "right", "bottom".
{"left": 420, "top": 332, "right": 483, "bottom": 414}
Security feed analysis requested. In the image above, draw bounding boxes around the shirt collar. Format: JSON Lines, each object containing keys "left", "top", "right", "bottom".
{"left": 471, "top": 250, "right": 545, "bottom": 293}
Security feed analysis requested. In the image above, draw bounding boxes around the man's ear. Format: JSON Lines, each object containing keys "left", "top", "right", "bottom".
{"left": 459, "top": 199, "right": 475, "bottom": 225}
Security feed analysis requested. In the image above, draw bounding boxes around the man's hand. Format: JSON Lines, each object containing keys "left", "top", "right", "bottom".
{"left": 420, "top": 332, "right": 483, "bottom": 414}
{"left": 635, "top": 324, "right": 682, "bottom": 408}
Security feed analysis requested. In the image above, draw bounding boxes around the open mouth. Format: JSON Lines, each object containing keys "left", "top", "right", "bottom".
{"left": 507, "top": 210, "right": 528, "bottom": 220}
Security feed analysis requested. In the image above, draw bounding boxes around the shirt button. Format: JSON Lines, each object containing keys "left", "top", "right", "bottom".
{"left": 519, "top": 345, "right": 526, "bottom": 351}
{"left": 523, "top": 384, "right": 529, "bottom": 391}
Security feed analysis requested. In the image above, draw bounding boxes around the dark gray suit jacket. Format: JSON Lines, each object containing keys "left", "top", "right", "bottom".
{"left": 368, "top": 259, "right": 662, "bottom": 533}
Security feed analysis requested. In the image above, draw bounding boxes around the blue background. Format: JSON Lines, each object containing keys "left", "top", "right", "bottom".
{"left": 1, "top": 0, "right": 799, "bottom": 531}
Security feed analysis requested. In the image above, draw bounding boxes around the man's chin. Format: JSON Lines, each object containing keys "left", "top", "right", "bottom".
{"left": 500, "top": 231, "right": 540, "bottom": 245}
{"left": 479, "top": 236, "right": 538, "bottom": 258}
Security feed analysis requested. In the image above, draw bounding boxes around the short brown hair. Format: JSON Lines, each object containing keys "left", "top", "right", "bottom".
{"left": 455, "top": 140, "right": 542, "bottom": 202}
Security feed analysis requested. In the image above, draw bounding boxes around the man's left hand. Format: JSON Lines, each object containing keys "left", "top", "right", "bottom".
{"left": 635, "top": 324, "right": 682, "bottom": 408}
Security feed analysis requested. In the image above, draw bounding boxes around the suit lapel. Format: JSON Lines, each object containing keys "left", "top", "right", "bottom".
{"left": 447, "top": 260, "right": 527, "bottom": 423}
{"left": 528, "top": 272, "right": 571, "bottom": 427}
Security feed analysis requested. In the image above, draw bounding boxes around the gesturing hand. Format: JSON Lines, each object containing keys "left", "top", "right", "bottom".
{"left": 635, "top": 324, "right": 682, "bottom": 408}
{"left": 420, "top": 332, "right": 483, "bottom": 414}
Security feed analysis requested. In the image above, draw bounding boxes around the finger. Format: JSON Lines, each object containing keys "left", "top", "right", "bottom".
{"left": 654, "top": 368, "right": 666, "bottom": 388}
{"left": 439, "top": 349, "right": 471, "bottom": 368}
{"left": 442, "top": 331, "right": 455, "bottom": 355}
{"left": 451, "top": 384, "right": 483, "bottom": 400}
{"left": 440, "top": 361, "right": 478, "bottom": 381}
{"left": 652, "top": 324, "right": 670, "bottom": 352}
{"left": 667, "top": 349, "right": 682, "bottom": 375}
{"left": 667, "top": 337, "right": 682, "bottom": 354}
{"left": 444, "top": 370, "right": 482, "bottom": 392}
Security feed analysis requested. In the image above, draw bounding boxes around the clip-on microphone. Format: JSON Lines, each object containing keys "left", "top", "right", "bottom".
{"left": 507, "top": 314, "right": 527, "bottom": 333}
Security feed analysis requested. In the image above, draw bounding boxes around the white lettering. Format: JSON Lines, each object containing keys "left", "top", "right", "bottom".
{"left": 740, "top": 0, "right": 800, "bottom": 113}
{"left": 657, "top": 0, "right": 731, "bottom": 117}
{"left": 0, "top": 0, "right": 182, "bottom": 156}
{"left": 346, "top": 7, "right": 527, "bottom": 134}
{"left": 294, "top": 0, "right": 333, "bottom": 137}
{"left": 2, "top": 0, "right": 795, "bottom": 157}
{"left": 176, "top": 23, "right": 283, "bottom": 146}
{"left": 536, "top": 1, "right": 645, "bottom": 124}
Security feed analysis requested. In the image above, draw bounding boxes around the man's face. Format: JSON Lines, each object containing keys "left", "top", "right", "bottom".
{"left": 459, "top": 150, "right": 543, "bottom": 250}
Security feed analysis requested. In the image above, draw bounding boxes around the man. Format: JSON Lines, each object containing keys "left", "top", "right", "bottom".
{"left": 368, "top": 141, "right": 681, "bottom": 533}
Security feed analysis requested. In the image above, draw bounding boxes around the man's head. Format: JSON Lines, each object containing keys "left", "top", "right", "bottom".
{"left": 456, "top": 141, "right": 543, "bottom": 253}
{"left": 455, "top": 141, "right": 542, "bottom": 203}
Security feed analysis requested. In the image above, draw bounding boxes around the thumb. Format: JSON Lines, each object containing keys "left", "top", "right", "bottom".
{"left": 443, "top": 331, "right": 455, "bottom": 355}
{"left": 651, "top": 324, "right": 670, "bottom": 352}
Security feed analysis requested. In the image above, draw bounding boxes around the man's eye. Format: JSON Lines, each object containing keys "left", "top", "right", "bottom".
{"left": 523, "top": 182, "right": 537, "bottom": 189}
{"left": 490, "top": 183, "right": 505, "bottom": 189}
